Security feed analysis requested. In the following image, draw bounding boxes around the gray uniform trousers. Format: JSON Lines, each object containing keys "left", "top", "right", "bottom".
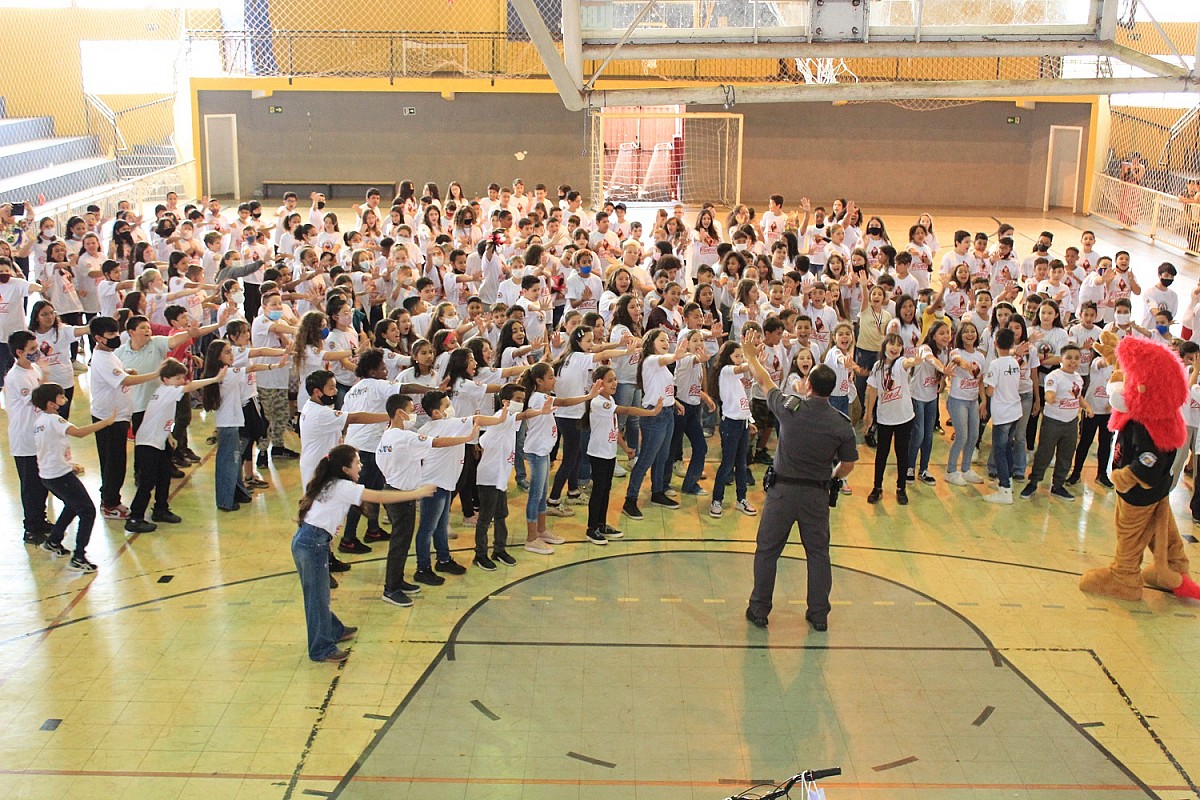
{"left": 749, "top": 484, "right": 832, "bottom": 621}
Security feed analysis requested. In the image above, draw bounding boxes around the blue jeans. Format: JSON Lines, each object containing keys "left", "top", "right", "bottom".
{"left": 829, "top": 395, "right": 850, "bottom": 416}
{"left": 908, "top": 397, "right": 938, "bottom": 473}
{"left": 946, "top": 396, "right": 979, "bottom": 474}
{"left": 626, "top": 404, "right": 674, "bottom": 500}
{"left": 614, "top": 382, "right": 642, "bottom": 455}
{"left": 713, "top": 417, "right": 750, "bottom": 504}
{"left": 988, "top": 392, "right": 1033, "bottom": 476}
{"left": 525, "top": 453, "right": 550, "bottom": 522}
{"left": 291, "top": 522, "right": 347, "bottom": 661}
{"left": 416, "top": 488, "right": 452, "bottom": 570}
{"left": 669, "top": 402, "right": 708, "bottom": 493}
{"left": 991, "top": 421, "right": 1016, "bottom": 488}
{"left": 215, "top": 426, "right": 248, "bottom": 510}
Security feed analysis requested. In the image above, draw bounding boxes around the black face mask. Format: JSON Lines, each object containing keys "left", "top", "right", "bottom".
{"left": 318, "top": 393, "right": 337, "bottom": 406}
{"left": 1161, "top": 277, "right": 1174, "bottom": 287}
{"left": 867, "top": 226, "right": 882, "bottom": 236}
{"left": 104, "top": 334, "right": 122, "bottom": 348}
{"left": 316, "top": 202, "right": 326, "bottom": 210}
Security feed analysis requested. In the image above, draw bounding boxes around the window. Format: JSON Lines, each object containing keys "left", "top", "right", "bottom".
{"left": 80, "top": 39, "right": 222, "bottom": 94}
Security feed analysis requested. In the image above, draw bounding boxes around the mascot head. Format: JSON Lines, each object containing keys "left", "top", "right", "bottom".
{"left": 1106, "top": 334, "right": 1188, "bottom": 451}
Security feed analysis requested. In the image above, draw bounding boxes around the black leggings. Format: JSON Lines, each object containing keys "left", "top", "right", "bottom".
{"left": 1072, "top": 412, "right": 1113, "bottom": 478}
{"left": 549, "top": 416, "right": 582, "bottom": 501}
{"left": 587, "top": 455, "right": 616, "bottom": 531}
{"left": 455, "top": 444, "right": 480, "bottom": 517}
{"left": 873, "top": 419, "right": 913, "bottom": 491}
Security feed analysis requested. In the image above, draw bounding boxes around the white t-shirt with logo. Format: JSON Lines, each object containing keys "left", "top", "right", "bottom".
{"left": 34, "top": 411, "right": 74, "bottom": 480}
{"left": 948, "top": 349, "right": 986, "bottom": 402}
{"left": 299, "top": 401, "right": 346, "bottom": 487}
{"left": 719, "top": 364, "right": 752, "bottom": 421}
{"left": 420, "top": 416, "right": 474, "bottom": 490}
{"left": 674, "top": 354, "right": 704, "bottom": 406}
{"left": 523, "top": 391, "right": 558, "bottom": 457}
{"left": 5, "top": 362, "right": 43, "bottom": 457}
{"left": 909, "top": 345, "right": 942, "bottom": 404}
{"left": 640, "top": 354, "right": 675, "bottom": 408}
{"left": 302, "top": 479, "right": 365, "bottom": 536}
{"left": 476, "top": 413, "right": 520, "bottom": 489}
{"left": 1088, "top": 361, "right": 1114, "bottom": 416}
{"left": 342, "top": 378, "right": 398, "bottom": 451}
{"left": 867, "top": 359, "right": 915, "bottom": 426}
{"left": 985, "top": 355, "right": 1023, "bottom": 425}
{"left": 376, "top": 426, "right": 434, "bottom": 491}
{"left": 88, "top": 349, "right": 134, "bottom": 422}
{"left": 0, "top": 278, "right": 32, "bottom": 338}
{"left": 1043, "top": 368, "right": 1084, "bottom": 422}
{"left": 136, "top": 385, "right": 184, "bottom": 449}
{"left": 823, "top": 347, "right": 857, "bottom": 402}
{"left": 586, "top": 395, "right": 621, "bottom": 460}
{"left": 554, "top": 353, "right": 599, "bottom": 420}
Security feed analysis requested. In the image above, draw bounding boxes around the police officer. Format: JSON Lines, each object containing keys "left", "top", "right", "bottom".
{"left": 742, "top": 330, "right": 858, "bottom": 632}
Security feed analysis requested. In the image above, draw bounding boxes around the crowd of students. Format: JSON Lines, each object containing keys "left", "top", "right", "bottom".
{"left": 0, "top": 182, "right": 1194, "bottom": 662}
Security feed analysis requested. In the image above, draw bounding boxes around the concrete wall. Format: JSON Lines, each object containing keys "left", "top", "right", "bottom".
{"left": 197, "top": 89, "right": 1090, "bottom": 210}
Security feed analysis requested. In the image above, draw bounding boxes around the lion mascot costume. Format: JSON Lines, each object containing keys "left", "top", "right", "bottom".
{"left": 1079, "top": 331, "right": 1200, "bottom": 602}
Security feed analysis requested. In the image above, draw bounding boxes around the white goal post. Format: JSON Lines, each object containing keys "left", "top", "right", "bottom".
{"left": 590, "top": 111, "right": 743, "bottom": 209}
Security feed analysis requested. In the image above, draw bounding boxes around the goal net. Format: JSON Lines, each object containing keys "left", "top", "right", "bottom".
{"left": 590, "top": 111, "right": 743, "bottom": 209}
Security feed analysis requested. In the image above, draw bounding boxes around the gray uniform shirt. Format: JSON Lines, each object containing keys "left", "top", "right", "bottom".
{"left": 767, "top": 388, "right": 858, "bottom": 481}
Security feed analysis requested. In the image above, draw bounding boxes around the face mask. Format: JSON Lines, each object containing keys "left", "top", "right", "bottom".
{"left": 318, "top": 393, "right": 336, "bottom": 406}
{"left": 1115, "top": 312, "right": 1131, "bottom": 325}
{"left": 1107, "top": 380, "right": 1126, "bottom": 413}
{"left": 733, "top": 243, "right": 748, "bottom": 252}
{"left": 432, "top": 257, "right": 445, "bottom": 267}
{"left": 229, "top": 260, "right": 242, "bottom": 269}
{"left": 25, "top": 350, "right": 41, "bottom": 363}
{"left": 104, "top": 334, "right": 122, "bottom": 348}
{"left": 0, "top": 274, "right": 9, "bottom": 284}
{"left": 266, "top": 309, "right": 283, "bottom": 321}
{"left": 579, "top": 265, "right": 592, "bottom": 275}
{"left": 401, "top": 418, "right": 417, "bottom": 431}
{"left": 181, "top": 231, "right": 192, "bottom": 240}
{"left": 316, "top": 201, "right": 326, "bottom": 210}
{"left": 1157, "top": 324, "right": 1170, "bottom": 335}
{"left": 1161, "top": 277, "right": 1174, "bottom": 287}
{"left": 445, "top": 316, "right": 461, "bottom": 329}
{"left": 867, "top": 226, "right": 882, "bottom": 236}
{"left": 917, "top": 302, "right": 928, "bottom": 317}
{"left": 508, "top": 401, "right": 524, "bottom": 414}
{"left": 441, "top": 408, "right": 455, "bottom": 420}
{"left": 44, "top": 227, "right": 56, "bottom": 238}
{"left": 231, "top": 293, "right": 244, "bottom": 304}
{"left": 320, "top": 327, "right": 330, "bottom": 339}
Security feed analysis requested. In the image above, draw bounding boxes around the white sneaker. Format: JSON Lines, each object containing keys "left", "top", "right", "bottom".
{"left": 523, "top": 540, "right": 554, "bottom": 555}
{"left": 672, "top": 463, "right": 685, "bottom": 478}
{"left": 664, "top": 488, "right": 679, "bottom": 498}
{"left": 962, "top": 470, "right": 985, "bottom": 484}
{"left": 613, "top": 463, "right": 627, "bottom": 478}
{"left": 983, "top": 488, "right": 1013, "bottom": 504}
{"left": 539, "top": 532, "right": 566, "bottom": 545}
{"left": 946, "top": 472, "right": 968, "bottom": 486}
{"left": 709, "top": 501, "right": 723, "bottom": 518}
{"left": 736, "top": 499, "right": 758, "bottom": 516}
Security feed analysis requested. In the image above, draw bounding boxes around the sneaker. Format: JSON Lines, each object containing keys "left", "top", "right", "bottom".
{"left": 663, "top": 488, "right": 679, "bottom": 498}
{"left": 381, "top": 592, "right": 415, "bottom": 609}
{"left": 1096, "top": 474, "right": 1114, "bottom": 489}
{"left": 67, "top": 557, "right": 97, "bottom": 573}
{"left": 906, "top": 468, "right": 916, "bottom": 483}
{"left": 1012, "top": 473, "right": 1027, "bottom": 482}
{"left": 413, "top": 568, "right": 445, "bottom": 586}
{"left": 338, "top": 626, "right": 358, "bottom": 642}
{"left": 683, "top": 486, "right": 710, "bottom": 496}
{"left": 41, "top": 541, "right": 69, "bottom": 558}
{"left": 244, "top": 476, "right": 268, "bottom": 489}
{"left": 1050, "top": 485, "right": 1075, "bottom": 502}
{"left": 736, "top": 499, "right": 757, "bottom": 516}
{"left": 435, "top": 559, "right": 467, "bottom": 575}
{"left": 101, "top": 505, "right": 129, "bottom": 521}
{"left": 329, "top": 556, "right": 352, "bottom": 574}
{"left": 897, "top": 488, "right": 909, "bottom": 505}
{"left": 363, "top": 528, "right": 391, "bottom": 542}
{"left": 622, "top": 499, "right": 644, "bottom": 520}
{"left": 839, "top": 485, "right": 853, "bottom": 496}
{"left": 492, "top": 551, "right": 516, "bottom": 566}
{"left": 472, "top": 555, "right": 497, "bottom": 571}
{"left": 1064, "top": 473, "right": 1081, "bottom": 487}
{"left": 539, "top": 532, "right": 566, "bottom": 545}
{"left": 867, "top": 488, "right": 883, "bottom": 504}
{"left": 546, "top": 503, "right": 575, "bottom": 517}
{"left": 601, "top": 524, "right": 624, "bottom": 540}
{"left": 182, "top": 449, "right": 201, "bottom": 464}
{"left": 123, "top": 519, "right": 157, "bottom": 534}
{"left": 523, "top": 540, "right": 554, "bottom": 555}
{"left": 461, "top": 516, "right": 478, "bottom": 527}
{"left": 946, "top": 471, "right": 967, "bottom": 486}
{"left": 151, "top": 510, "right": 182, "bottom": 524}
{"left": 272, "top": 446, "right": 300, "bottom": 460}
{"left": 565, "top": 492, "right": 587, "bottom": 505}
{"left": 984, "top": 488, "right": 1014, "bottom": 504}
{"left": 918, "top": 471, "right": 937, "bottom": 485}
{"left": 338, "top": 538, "right": 372, "bottom": 555}
{"left": 987, "top": 470, "right": 998, "bottom": 480}
{"left": 962, "top": 470, "right": 984, "bottom": 485}
{"left": 585, "top": 528, "right": 609, "bottom": 545}
{"left": 256, "top": 451, "right": 269, "bottom": 469}
{"left": 1019, "top": 482, "right": 1038, "bottom": 499}
{"left": 329, "top": 575, "right": 339, "bottom": 589}
{"left": 650, "top": 492, "right": 680, "bottom": 509}
{"left": 672, "top": 463, "right": 686, "bottom": 478}
{"left": 516, "top": 480, "right": 530, "bottom": 492}
{"left": 23, "top": 531, "right": 45, "bottom": 546}
{"left": 398, "top": 579, "right": 421, "bottom": 594}
{"left": 754, "top": 450, "right": 774, "bottom": 466}
{"left": 320, "top": 648, "right": 350, "bottom": 663}
{"left": 709, "top": 501, "right": 723, "bottom": 518}
{"left": 613, "top": 463, "right": 627, "bottom": 478}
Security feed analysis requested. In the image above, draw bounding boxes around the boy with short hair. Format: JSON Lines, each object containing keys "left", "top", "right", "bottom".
{"left": 1021, "top": 344, "right": 1092, "bottom": 502}
{"left": 984, "top": 327, "right": 1022, "bottom": 504}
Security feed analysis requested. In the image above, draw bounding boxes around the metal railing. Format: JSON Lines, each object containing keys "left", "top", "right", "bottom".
{"left": 37, "top": 161, "right": 194, "bottom": 231}
{"left": 1091, "top": 172, "right": 1200, "bottom": 255}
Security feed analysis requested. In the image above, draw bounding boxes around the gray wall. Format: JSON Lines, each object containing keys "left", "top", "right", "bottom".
{"left": 198, "top": 90, "right": 1090, "bottom": 210}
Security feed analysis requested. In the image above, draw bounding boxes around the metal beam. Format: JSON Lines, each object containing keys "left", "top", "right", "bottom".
{"left": 582, "top": 39, "right": 1102, "bottom": 61}
{"left": 1105, "top": 43, "right": 1192, "bottom": 79}
{"left": 508, "top": 0, "right": 585, "bottom": 111}
{"left": 562, "top": 0, "right": 584, "bottom": 91}
{"left": 582, "top": 0, "right": 657, "bottom": 92}
{"left": 588, "top": 76, "right": 1200, "bottom": 108}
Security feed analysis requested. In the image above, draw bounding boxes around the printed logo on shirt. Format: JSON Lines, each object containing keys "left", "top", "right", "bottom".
{"left": 1139, "top": 452, "right": 1157, "bottom": 467}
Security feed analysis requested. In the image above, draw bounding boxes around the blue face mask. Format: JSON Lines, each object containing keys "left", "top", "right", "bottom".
{"left": 26, "top": 350, "right": 41, "bottom": 364}
{"left": 1156, "top": 324, "right": 1170, "bottom": 335}
{"left": 320, "top": 327, "right": 330, "bottom": 339}
{"left": 266, "top": 310, "right": 283, "bottom": 321}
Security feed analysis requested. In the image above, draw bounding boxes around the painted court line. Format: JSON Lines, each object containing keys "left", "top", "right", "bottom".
{"left": 566, "top": 752, "right": 617, "bottom": 769}
{"left": 471, "top": 700, "right": 500, "bottom": 721}
{"left": 873, "top": 756, "right": 919, "bottom": 772}
{"left": 972, "top": 706, "right": 996, "bottom": 727}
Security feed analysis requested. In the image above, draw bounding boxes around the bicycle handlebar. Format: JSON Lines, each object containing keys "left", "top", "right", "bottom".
{"left": 737, "top": 768, "right": 841, "bottom": 799}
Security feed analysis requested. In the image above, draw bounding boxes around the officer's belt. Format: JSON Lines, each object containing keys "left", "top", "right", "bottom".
{"left": 775, "top": 474, "right": 830, "bottom": 490}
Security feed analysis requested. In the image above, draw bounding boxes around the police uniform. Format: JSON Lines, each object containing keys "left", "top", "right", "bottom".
{"left": 748, "top": 388, "right": 858, "bottom": 626}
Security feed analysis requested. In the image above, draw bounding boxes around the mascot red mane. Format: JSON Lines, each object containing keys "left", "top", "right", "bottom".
{"left": 1080, "top": 332, "right": 1200, "bottom": 602}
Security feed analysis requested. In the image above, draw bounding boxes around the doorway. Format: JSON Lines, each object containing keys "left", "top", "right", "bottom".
{"left": 1044, "top": 125, "right": 1083, "bottom": 212}
{"left": 203, "top": 114, "right": 239, "bottom": 198}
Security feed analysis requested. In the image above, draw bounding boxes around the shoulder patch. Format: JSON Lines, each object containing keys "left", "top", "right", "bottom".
{"left": 1138, "top": 452, "right": 1158, "bottom": 467}
{"left": 604, "top": 401, "right": 612, "bottom": 409}
{"left": 418, "top": 435, "right": 429, "bottom": 442}
{"left": 113, "top": 369, "right": 122, "bottom": 376}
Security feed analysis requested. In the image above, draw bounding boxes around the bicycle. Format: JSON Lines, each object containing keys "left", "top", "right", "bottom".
{"left": 723, "top": 767, "right": 841, "bottom": 799}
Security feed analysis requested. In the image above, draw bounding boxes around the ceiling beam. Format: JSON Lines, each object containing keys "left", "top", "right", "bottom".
{"left": 587, "top": 76, "right": 1200, "bottom": 108}
{"left": 1105, "top": 43, "right": 1192, "bottom": 79}
{"left": 508, "top": 0, "right": 585, "bottom": 111}
{"left": 581, "top": 39, "right": 1102, "bottom": 61}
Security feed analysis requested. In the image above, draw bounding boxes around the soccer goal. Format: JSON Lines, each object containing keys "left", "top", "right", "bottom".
{"left": 590, "top": 110, "right": 743, "bottom": 209}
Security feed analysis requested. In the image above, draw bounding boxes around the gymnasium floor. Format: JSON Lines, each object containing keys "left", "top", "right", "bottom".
{"left": 0, "top": 209, "right": 1198, "bottom": 800}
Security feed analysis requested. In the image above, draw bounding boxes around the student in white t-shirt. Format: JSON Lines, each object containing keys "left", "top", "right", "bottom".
{"left": 5, "top": 331, "right": 51, "bottom": 541}
{"left": 1021, "top": 344, "right": 1090, "bottom": 501}
{"left": 125, "top": 358, "right": 224, "bottom": 533}
{"left": 707, "top": 339, "right": 758, "bottom": 519}
{"left": 983, "top": 327, "right": 1023, "bottom": 503}
{"left": 32, "top": 382, "right": 118, "bottom": 574}
{"left": 944, "top": 321, "right": 987, "bottom": 486}
{"left": 864, "top": 332, "right": 918, "bottom": 505}
{"left": 1068, "top": 349, "right": 1116, "bottom": 490}
{"left": 623, "top": 328, "right": 691, "bottom": 519}
{"left": 292, "top": 443, "right": 434, "bottom": 663}
{"left": 471, "top": 385, "right": 528, "bottom": 569}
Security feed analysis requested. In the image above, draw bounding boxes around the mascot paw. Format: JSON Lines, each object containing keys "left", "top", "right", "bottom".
{"left": 1173, "top": 574, "right": 1200, "bottom": 601}
{"left": 1080, "top": 567, "right": 1144, "bottom": 601}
